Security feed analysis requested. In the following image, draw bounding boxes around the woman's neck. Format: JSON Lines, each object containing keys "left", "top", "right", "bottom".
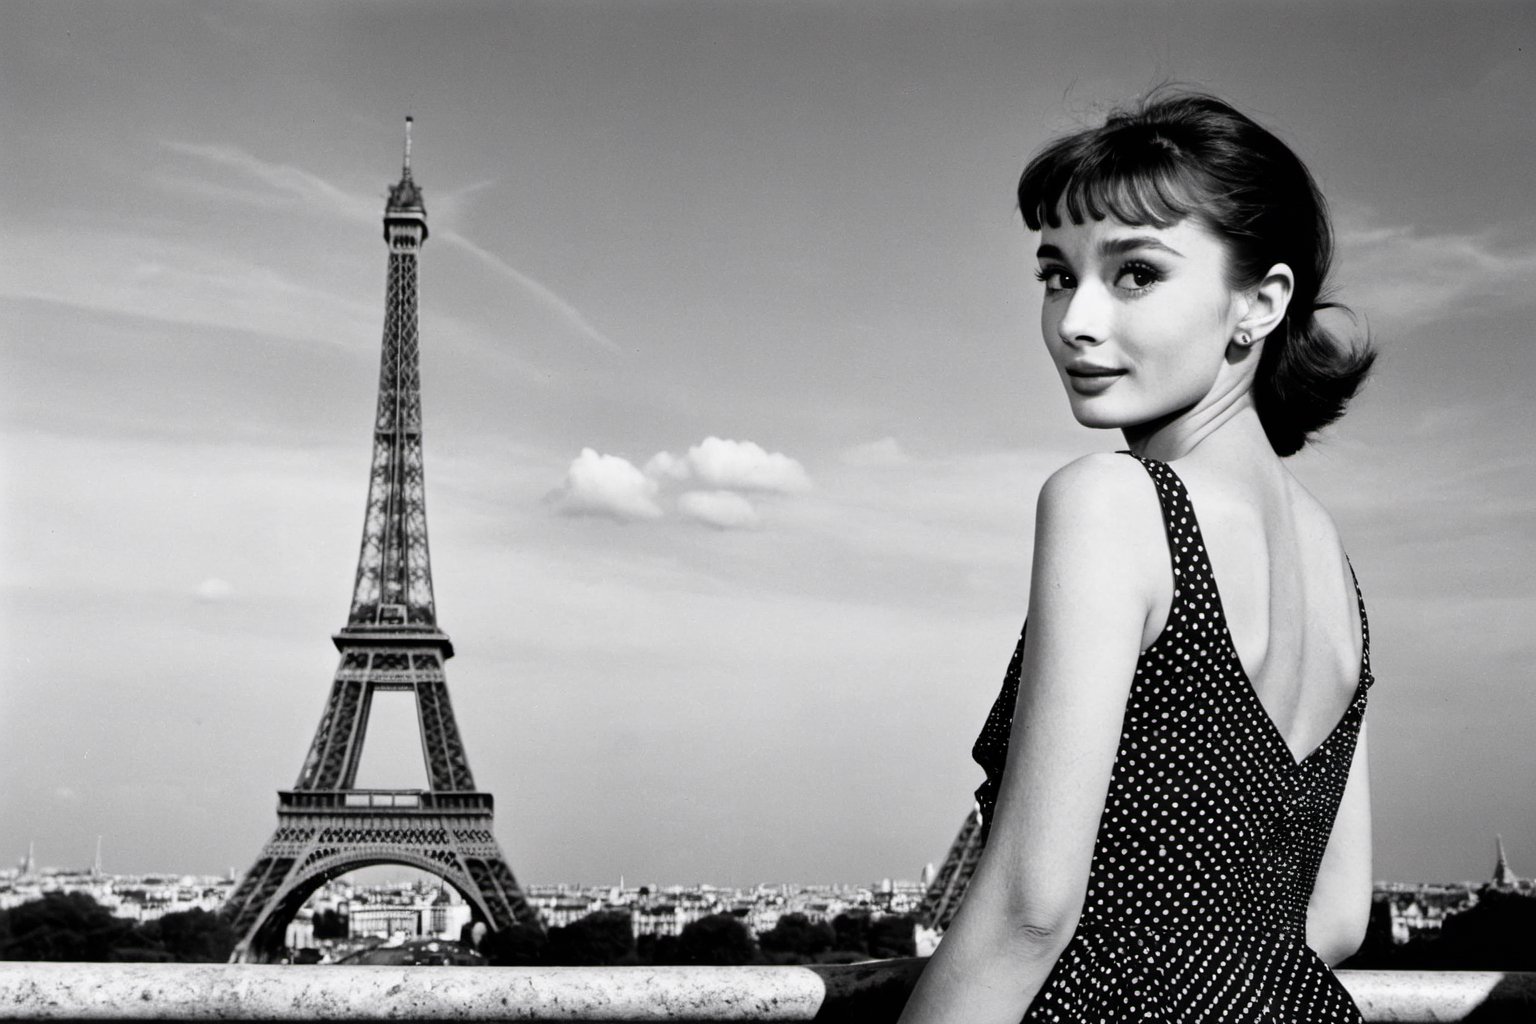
{"left": 1123, "top": 386, "right": 1271, "bottom": 464}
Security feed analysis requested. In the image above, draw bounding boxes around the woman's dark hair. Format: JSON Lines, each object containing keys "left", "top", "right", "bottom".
{"left": 1018, "top": 91, "right": 1374, "bottom": 456}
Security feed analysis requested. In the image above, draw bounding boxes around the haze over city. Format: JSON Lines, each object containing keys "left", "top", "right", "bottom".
{"left": 2, "top": 1, "right": 1533, "bottom": 890}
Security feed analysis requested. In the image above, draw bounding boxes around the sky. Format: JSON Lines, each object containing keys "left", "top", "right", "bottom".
{"left": 2, "top": 1, "right": 1533, "bottom": 890}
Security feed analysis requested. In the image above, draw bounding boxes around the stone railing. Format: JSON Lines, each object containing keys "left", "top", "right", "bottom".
{"left": 1, "top": 961, "right": 1533, "bottom": 1021}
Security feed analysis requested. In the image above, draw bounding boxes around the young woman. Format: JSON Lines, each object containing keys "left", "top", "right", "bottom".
{"left": 899, "top": 93, "right": 1377, "bottom": 1023}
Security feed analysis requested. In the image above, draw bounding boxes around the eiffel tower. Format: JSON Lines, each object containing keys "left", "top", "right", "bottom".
{"left": 223, "top": 119, "right": 541, "bottom": 962}
{"left": 916, "top": 804, "right": 985, "bottom": 931}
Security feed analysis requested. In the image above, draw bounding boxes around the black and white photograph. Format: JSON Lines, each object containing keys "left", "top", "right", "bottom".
{"left": 2, "top": 1, "right": 1533, "bottom": 1019}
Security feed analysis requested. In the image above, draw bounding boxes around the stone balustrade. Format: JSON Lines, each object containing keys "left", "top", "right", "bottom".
{"left": 1, "top": 961, "right": 1533, "bottom": 1021}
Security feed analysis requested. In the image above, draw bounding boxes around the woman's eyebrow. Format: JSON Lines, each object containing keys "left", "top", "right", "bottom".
{"left": 1099, "top": 236, "right": 1184, "bottom": 258}
{"left": 1035, "top": 237, "right": 1184, "bottom": 261}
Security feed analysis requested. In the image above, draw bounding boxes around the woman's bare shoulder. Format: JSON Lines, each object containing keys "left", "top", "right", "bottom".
{"left": 1034, "top": 453, "right": 1167, "bottom": 586}
{"left": 1039, "top": 451, "right": 1158, "bottom": 510}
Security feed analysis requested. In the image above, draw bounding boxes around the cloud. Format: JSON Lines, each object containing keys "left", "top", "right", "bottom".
{"left": 685, "top": 437, "right": 812, "bottom": 494}
{"left": 676, "top": 490, "right": 761, "bottom": 530}
{"left": 3, "top": 226, "right": 378, "bottom": 349}
{"left": 160, "top": 141, "right": 378, "bottom": 223}
{"left": 643, "top": 450, "right": 691, "bottom": 481}
{"left": 194, "top": 577, "right": 234, "bottom": 602}
{"left": 430, "top": 179, "right": 499, "bottom": 227}
{"left": 1335, "top": 219, "right": 1536, "bottom": 325}
{"left": 841, "top": 437, "right": 908, "bottom": 467}
{"left": 549, "top": 448, "right": 662, "bottom": 522}
{"left": 158, "top": 140, "right": 620, "bottom": 352}
{"left": 554, "top": 438, "right": 811, "bottom": 529}
{"left": 436, "top": 228, "right": 621, "bottom": 353}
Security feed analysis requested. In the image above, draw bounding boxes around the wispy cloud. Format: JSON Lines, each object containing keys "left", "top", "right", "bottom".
{"left": 436, "top": 227, "right": 621, "bottom": 352}
{"left": 158, "top": 141, "right": 621, "bottom": 351}
{"left": 1335, "top": 218, "right": 1536, "bottom": 325}
{"left": 431, "top": 179, "right": 499, "bottom": 227}
{"left": 4, "top": 225, "right": 377, "bottom": 349}
{"left": 161, "top": 141, "right": 378, "bottom": 223}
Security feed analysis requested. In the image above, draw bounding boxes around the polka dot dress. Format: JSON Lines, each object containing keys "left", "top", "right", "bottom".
{"left": 971, "top": 455, "right": 1371, "bottom": 1023}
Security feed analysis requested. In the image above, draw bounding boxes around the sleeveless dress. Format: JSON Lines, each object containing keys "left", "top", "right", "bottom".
{"left": 970, "top": 454, "right": 1371, "bottom": 1023}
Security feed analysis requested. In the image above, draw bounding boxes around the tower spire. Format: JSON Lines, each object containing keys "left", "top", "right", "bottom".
{"left": 384, "top": 117, "right": 426, "bottom": 232}
{"left": 1493, "top": 834, "right": 1517, "bottom": 888}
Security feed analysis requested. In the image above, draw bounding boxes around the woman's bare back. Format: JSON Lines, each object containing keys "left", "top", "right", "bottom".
{"left": 1170, "top": 459, "right": 1365, "bottom": 763}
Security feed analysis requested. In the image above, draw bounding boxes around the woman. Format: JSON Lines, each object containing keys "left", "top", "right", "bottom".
{"left": 899, "top": 93, "right": 1377, "bottom": 1023}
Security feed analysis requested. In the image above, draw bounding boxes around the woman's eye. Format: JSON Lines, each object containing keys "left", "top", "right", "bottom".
{"left": 1115, "top": 263, "right": 1160, "bottom": 291}
{"left": 1034, "top": 267, "right": 1075, "bottom": 292}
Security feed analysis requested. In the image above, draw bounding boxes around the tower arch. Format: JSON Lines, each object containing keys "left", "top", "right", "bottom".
{"left": 240, "top": 852, "right": 496, "bottom": 963}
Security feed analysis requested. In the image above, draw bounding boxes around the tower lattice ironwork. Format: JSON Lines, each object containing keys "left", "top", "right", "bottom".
{"left": 916, "top": 804, "right": 985, "bottom": 932}
{"left": 223, "top": 120, "right": 541, "bottom": 962}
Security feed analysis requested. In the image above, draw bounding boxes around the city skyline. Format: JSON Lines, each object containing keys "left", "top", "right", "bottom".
{"left": 3, "top": 2, "right": 1534, "bottom": 888}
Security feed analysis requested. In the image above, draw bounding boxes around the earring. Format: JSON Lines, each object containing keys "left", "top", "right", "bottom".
{"left": 1235, "top": 331, "right": 1252, "bottom": 347}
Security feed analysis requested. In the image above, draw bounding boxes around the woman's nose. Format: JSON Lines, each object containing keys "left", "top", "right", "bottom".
{"left": 1056, "top": 282, "right": 1109, "bottom": 347}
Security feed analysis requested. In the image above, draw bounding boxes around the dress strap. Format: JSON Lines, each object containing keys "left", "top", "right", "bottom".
{"left": 1118, "top": 452, "right": 1215, "bottom": 592}
{"left": 1347, "top": 558, "right": 1375, "bottom": 692}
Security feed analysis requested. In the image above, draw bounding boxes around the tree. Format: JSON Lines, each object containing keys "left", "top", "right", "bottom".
{"left": 0, "top": 895, "right": 244, "bottom": 963}
{"left": 866, "top": 914, "right": 917, "bottom": 959}
{"left": 831, "top": 910, "right": 871, "bottom": 955}
{"left": 0, "top": 893, "right": 147, "bottom": 961}
{"left": 542, "top": 910, "right": 634, "bottom": 966}
{"left": 140, "top": 908, "right": 235, "bottom": 963}
{"left": 758, "top": 913, "right": 834, "bottom": 962}
{"left": 635, "top": 932, "right": 680, "bottom": 965}
{"left": 676, "top": 913, "right": 757, "bottom": 965}
{"left": 479, "top": 922, "right": 548, "bottom": 966}
{"left": 311, "top": 908, "right": 348, "bottom": 940}
{"left": 1344, "top": 890, "right": 1536, "bottom": 971}
{"left": 1431, "top": 890, "right": 1536, "bottom": 970}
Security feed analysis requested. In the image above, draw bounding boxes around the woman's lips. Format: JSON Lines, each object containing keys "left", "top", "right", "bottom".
{"left": 1065, "top": 367, "right": 1126, "bottom": 395}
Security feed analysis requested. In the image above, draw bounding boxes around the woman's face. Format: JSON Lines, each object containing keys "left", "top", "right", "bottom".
{"left": 1036, "top": 214, "right": 1245, "bottom": 432}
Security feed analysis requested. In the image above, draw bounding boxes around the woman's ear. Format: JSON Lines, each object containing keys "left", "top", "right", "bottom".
{"left": 1238, "top": 263, "right": 1295, "bottom": 345}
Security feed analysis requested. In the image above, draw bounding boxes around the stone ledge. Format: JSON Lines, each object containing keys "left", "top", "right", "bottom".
{"left": 1, "top": 961, "right": 1533, "bottom": 1021}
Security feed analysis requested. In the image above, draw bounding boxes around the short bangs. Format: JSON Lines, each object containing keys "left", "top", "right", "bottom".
{"left": 1018, "top": 123, "right": 1214, "bottom": 232}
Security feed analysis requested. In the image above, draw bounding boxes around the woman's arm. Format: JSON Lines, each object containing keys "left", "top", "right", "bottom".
{"left": 898, "top": 455, "right": 1165, "bottom": 1024}
{"left": 1306, "top": 721, "right": 1372, "bottom": 965}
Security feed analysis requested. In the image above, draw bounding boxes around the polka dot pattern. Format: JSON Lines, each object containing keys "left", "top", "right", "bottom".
{"left": 970, "top": 454, "right": 1372, "bottom": 1022}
